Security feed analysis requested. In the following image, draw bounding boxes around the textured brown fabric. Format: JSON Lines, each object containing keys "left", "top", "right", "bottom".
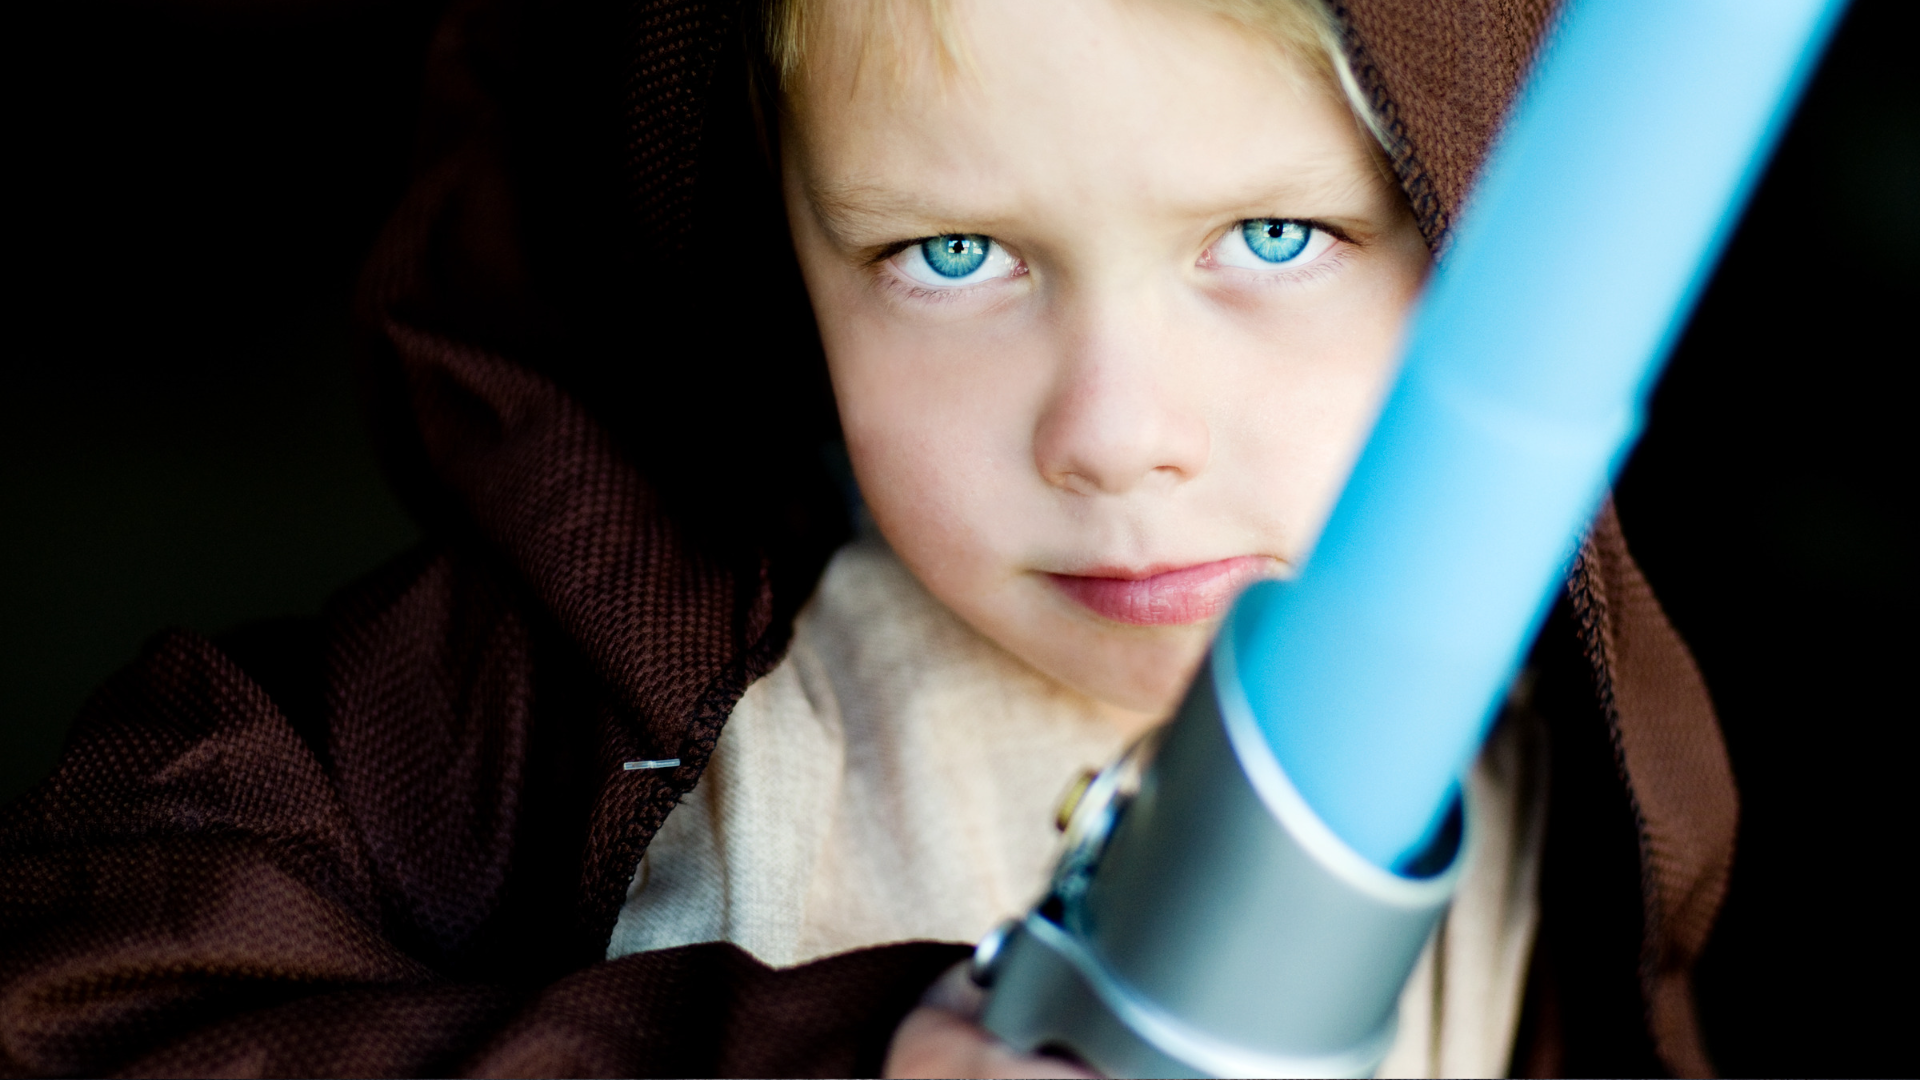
{"left": 112, "top": 942, "right": 966, "bottom": 1078}
{"left": 1506, "top": 509, "right": 1739, "bottom": 1080}
{"left": 1338, "top": 0, "right": 1562, "bottom": 247}
{"left": 0, "top": 0, "right": 1735, "bottom": 1076}
{"left": 1571, "top": 506, "right": 1738, "bottom": 1078}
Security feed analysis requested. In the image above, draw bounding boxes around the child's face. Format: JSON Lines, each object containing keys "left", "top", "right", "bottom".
{"left": 782, "top": 0, "right": 1429, "bottom": 721}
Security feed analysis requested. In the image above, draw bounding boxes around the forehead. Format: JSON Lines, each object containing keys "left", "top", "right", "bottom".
{"left": 784, "top": 0, "right": 1382, "bottom": 239}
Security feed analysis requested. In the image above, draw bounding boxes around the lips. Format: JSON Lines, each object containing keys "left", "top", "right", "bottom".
{"left": 1047, "top": 556, "right": 1274, "bottom": 626}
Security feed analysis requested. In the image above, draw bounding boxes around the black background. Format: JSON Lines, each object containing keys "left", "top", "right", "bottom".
{"left": 4, "top": 0, "right": 1914, "bottom": 1074}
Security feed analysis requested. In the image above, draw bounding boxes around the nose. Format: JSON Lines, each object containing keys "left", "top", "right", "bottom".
{"left": 1032, "top": 315, "right": 1210, "bottom": 496}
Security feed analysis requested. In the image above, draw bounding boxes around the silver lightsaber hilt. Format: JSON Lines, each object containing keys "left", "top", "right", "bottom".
{"left": 974, "top": 638, "right": 1468, "bottom": 1079}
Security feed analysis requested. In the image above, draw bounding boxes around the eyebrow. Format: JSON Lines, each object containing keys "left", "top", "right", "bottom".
{"left": 1195, "top": 153, "right": 1392, "bottom": 224}
{"left": 805, "top": 179, "right": 989, "bottom": 252}
{"left": 804, "top": 149, "right": 1392, "bottom": 251}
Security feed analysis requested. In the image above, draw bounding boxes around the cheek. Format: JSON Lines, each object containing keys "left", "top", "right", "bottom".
{"left": 1212, "top": 249, "right": 1428, "bottom": 552}
{"left": 817, "top": 288, "right": 1052, "bottom": 581}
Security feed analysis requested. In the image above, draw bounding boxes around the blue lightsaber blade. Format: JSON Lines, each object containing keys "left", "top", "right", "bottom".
{"left": 1234, "top": 0, "right": 1849, "bottom": 869}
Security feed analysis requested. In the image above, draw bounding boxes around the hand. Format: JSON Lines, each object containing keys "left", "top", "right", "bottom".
{"left": 884, "top": 962, "right": 1101, "bottom": 1079}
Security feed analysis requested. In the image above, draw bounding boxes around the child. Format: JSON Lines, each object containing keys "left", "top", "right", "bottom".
{"left": 0, "top": 0, "right": 1735, "bottom": 1076}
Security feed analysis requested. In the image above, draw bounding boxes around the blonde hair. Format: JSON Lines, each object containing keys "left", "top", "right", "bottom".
{"left": 759, "top": 0, "right": 1389, "bottom": 153}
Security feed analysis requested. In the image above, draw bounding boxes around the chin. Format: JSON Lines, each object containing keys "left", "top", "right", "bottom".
{"left": 1035, "top": 621, "right": 1211, "bottom": 719}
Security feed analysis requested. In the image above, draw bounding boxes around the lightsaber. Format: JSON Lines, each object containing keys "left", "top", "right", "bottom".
{"left": 975, "top": 0, "right": 1847, "bottom": 1074}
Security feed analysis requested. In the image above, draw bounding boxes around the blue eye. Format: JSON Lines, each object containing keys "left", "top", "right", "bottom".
{"left": 921, "top": 234, "right": 992, "bottom": 278}
{"left": 894, "top": 233, "right": 1022, "bottom": 289}
{"left": 1242, "top": 219, "right": 1312, "bottom": 263}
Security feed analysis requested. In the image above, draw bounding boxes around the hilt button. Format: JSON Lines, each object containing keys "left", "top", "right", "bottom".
{"left": 1054, "top": 769, "right": 1098, "bottom": 832}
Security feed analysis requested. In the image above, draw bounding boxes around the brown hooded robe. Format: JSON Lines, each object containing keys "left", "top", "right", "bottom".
{"left": 0, "top": 0, "right": 1737, "bottom": 1076}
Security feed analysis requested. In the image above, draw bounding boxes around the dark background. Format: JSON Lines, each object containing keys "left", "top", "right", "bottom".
{"left": 1608, "top": 4, "right": 1915, "bottom": 1074}
{"left": 4, "top": 0, "right": 1914, "bottom": 1074}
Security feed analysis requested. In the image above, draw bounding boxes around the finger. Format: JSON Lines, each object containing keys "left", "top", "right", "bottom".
{"left": 918, "top": 959, "right": 987, "bottom": 1019}
{"left": 885, "top": 1006, "right": 1099, "bottom": 1079}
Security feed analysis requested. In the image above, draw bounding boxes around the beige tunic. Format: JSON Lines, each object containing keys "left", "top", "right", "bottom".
{"left": 608, "top": 535, "right": 1546, "bottom": 1078}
